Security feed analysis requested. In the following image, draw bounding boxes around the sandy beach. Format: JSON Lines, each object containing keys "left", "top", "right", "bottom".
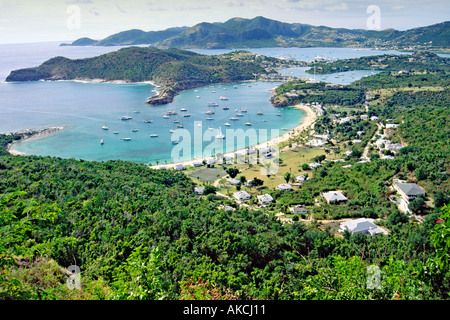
{"left": 149, "top": 103, "right": 317, "bottom": 169}
{"left": 6, "top": 127, "right": 64, "bottom": 156}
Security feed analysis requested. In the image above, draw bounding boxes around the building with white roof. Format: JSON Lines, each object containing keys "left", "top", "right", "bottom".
{"left": 233, "top": 190, "right": 251, "bottom": 201}
{"left": 393, "top": 182, "right": 426, "bottom": 203}
{"left": 257, "top": 194, "right": 273, "bottom": 205}
{"left": 339, "top": 218, "right": 387, "bottom": 235}
{"left": 322, "top": 191, "right": 348, "bottom": 204}
{"left": 276, "top": 184, "right": 292, "bottom": 191}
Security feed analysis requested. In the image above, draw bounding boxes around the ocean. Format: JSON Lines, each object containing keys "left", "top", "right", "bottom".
{"left": 0, "top": 42, "right": 410, "bottom": 164}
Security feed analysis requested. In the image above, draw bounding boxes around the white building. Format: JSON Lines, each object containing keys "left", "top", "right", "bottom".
{"left": 174, "top": 164, "right": 186, "bottom": 171}
{"left": 306, "top": 139, "right": 326, "bottom": 147}
{"left": 339, "top": 218, "right": 387, "bottom": 235}
{"left": 276, "top": 184, "right": 292, "bottom": 191}
{"left": 322, "top": 191, "right": 348, "bottom": 204}
{"left": 233, "top": 190, "right": 251, "bottom": 201}
{"left": 194, "top": 187, "right": 205, "bottom": 195}
{"left": 295, "top": 175, "right": 309, "bottom": 183}
{"left": 309, "top": 162, "right": 322, "bottom": 169}
{"left": 289, "top": 205, "right": 308, "bottom": 214}
{"left": 257, "top": 194, "right": 273, "bottom": 205}
{"left": 227, "top": 178, "right": 241, "bottom": 185}
{"left": 393, "top": 182, "right": 426, "bottom": 203}
{"left": 386, "top": 123, "right": 399, "bottom": 129}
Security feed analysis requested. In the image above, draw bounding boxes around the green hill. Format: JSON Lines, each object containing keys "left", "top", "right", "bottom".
{"left": 6, "top": 46, "right": 267, "bottom": 90}
{"left": 63, "top": 16, "right": 450, "bottom": 50}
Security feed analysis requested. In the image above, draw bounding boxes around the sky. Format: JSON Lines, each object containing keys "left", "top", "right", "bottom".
{"left": 0, "top": 0, "right": 448, "bottom": 44}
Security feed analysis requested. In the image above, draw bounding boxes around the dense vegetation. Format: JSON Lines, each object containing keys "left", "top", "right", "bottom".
{"left": 271, "top": 80, "right": 365, "bottom": 108}
{"left": 0, "top": 121, "right": 449, "bottom": 300}
{"left": 306, "top": 51, "right": 450, "bottom": 74}
{"left": 5, "top": 47, "right": 267, "bottom": 88}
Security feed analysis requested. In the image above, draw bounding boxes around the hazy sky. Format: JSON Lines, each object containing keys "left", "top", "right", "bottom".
{"left": 0, "top": 0, "right": 448, "bottom": 44}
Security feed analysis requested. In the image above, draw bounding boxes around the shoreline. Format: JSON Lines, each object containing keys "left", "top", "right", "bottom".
{"left": 6, "top": 126, "right": 65, "bottom": 156}
{"left": 149, "top": 103, "right": 317, "bottom": 169}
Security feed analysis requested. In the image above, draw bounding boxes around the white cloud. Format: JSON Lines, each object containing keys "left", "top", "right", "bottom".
{"left": 325, "top": 2, "right": 348, "bottom": 11}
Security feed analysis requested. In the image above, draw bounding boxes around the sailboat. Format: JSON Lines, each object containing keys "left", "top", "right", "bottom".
{"left": 224, "top": 122, "right": 231, "bottom": 126}
{"left": 102, "top": 125, "right": 108, "bottom": 130}
{"left": 216, "top": 127, "right": 225, "bottom": 139}
{"left": 122, "top": 137, "right": 132, "bottom": 141}
{"left": 100, "top": 139, "right": 104, "bottom": 145}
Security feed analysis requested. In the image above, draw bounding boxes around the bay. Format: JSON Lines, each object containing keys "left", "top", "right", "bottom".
{"left": 0, "top": 42, "right": 408, "bottom": 164}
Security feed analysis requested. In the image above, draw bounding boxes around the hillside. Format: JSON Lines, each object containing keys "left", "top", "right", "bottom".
{"left": 62, "top": 16, "right": 450, "bottom": 50}
{"left": 5, "top": 47, "right": 304, "bottom": 105}
{"left": 305, "top": 51, "right": 450, "bottom": 74}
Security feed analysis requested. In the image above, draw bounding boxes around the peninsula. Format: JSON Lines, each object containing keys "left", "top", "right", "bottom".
{"left": 6, "top": 47, "right": 302, "bottom": 105}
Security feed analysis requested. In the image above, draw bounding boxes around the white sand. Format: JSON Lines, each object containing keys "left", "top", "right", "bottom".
{"left": 150, "top": 104, "right": 317, "bottom": 169}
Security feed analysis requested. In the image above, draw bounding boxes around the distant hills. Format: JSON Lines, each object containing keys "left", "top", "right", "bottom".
{"left": 61, "top": 16, "right": 450, "bottom": 50}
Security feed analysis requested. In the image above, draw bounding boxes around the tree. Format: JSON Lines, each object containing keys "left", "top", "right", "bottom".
{"left": 226, "top": 167, "right": 239, "bottom": 179}
{"left": 434, "top": 191, "right": 450, "bottom": 208}
{"left": 239, "top": 175, "right": 247, "bottom": 184}
{"left": 284, "top": 172, "right": 291, "bottom": 184}
{"left": 203, "top": 185, "right": 217, "bottom": 195}
{"left": 415, "top": 166, "right": 427, "bottom": 180}
{"left": 302, "top": 164, "right": 310, "bottom": 171}
{"left": 388, "top": 210, "right": 408, "bottom": 226}
{"left": 409, "top": 196, "right": 425, "bottom": 213}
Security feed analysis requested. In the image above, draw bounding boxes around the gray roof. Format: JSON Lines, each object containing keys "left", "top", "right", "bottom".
{"left": 322, "top": 191, "right": 347, "bottom": 202}
{"left": 353, "top": 221, "right": 377, "bottom": 233}
{"left": 395, "top": 183, "right": 425, "bottom": 196}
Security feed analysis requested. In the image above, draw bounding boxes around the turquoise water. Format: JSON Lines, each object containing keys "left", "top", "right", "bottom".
{"left": 8, "top": 80, "right": 302, "bottom": 164}
{"left": 0, "top": 42, "right": 409, "bottom": 164}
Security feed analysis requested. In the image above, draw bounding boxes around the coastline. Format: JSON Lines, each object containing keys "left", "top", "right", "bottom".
{"left": 149, "top": 103, "right": 317, "bottom": 169}
{"left": 6, "top": 126, "right": 64, "bottom": 156}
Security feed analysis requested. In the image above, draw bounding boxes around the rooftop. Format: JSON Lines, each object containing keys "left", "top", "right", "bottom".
{"left": 394, "top": 182, "right": 426, "bottom": 196}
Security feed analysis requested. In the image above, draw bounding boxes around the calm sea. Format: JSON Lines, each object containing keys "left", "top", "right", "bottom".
{"left": 0, "top": 42, "right": 409, "bottom": 164}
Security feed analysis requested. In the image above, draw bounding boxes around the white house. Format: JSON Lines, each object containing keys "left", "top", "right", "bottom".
{"left": 295, "top": 175, "right": 309, "bottom": 183}
{"left": 257, "top": 194, "right": 273, "bottom": 205}
{"left": 234, "top": 190, "right": 251, "bottom": 201}
{"left": 322, "top": 191, "right": 348, "bottom": 204}
{"left": 174, "top": 164, "right": 186, "bottom": 171}
{"left": 227, "top": 178, "right": 240, "bottom": 185}
{"left": 393, "top": 182, "right": 426, "bottom": 203}
{"left": 386, "top": 123, "right": 399, "bottom": 129}
{"left": 339, "top": 218, "right": 387, "bottom": 235}
{"left": 289, "top": 204, "right": 308, "bottom": 214}
{"left": 194, "top": 187, "right": 205, "bottom": 195}
{"left": 385, "top": 142, "right": 404, "bottom": 153}
{"left": 192, "top": 161, "right": 203, "bottom": 167}
{"left": 276, "top": 184, "right": 292, "bottom": 191}
{"left": 306, "top": 139, "right": 326, "bottom": 147}
{"left": 309, "top": 162, "right": 321, "bottom": 169}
